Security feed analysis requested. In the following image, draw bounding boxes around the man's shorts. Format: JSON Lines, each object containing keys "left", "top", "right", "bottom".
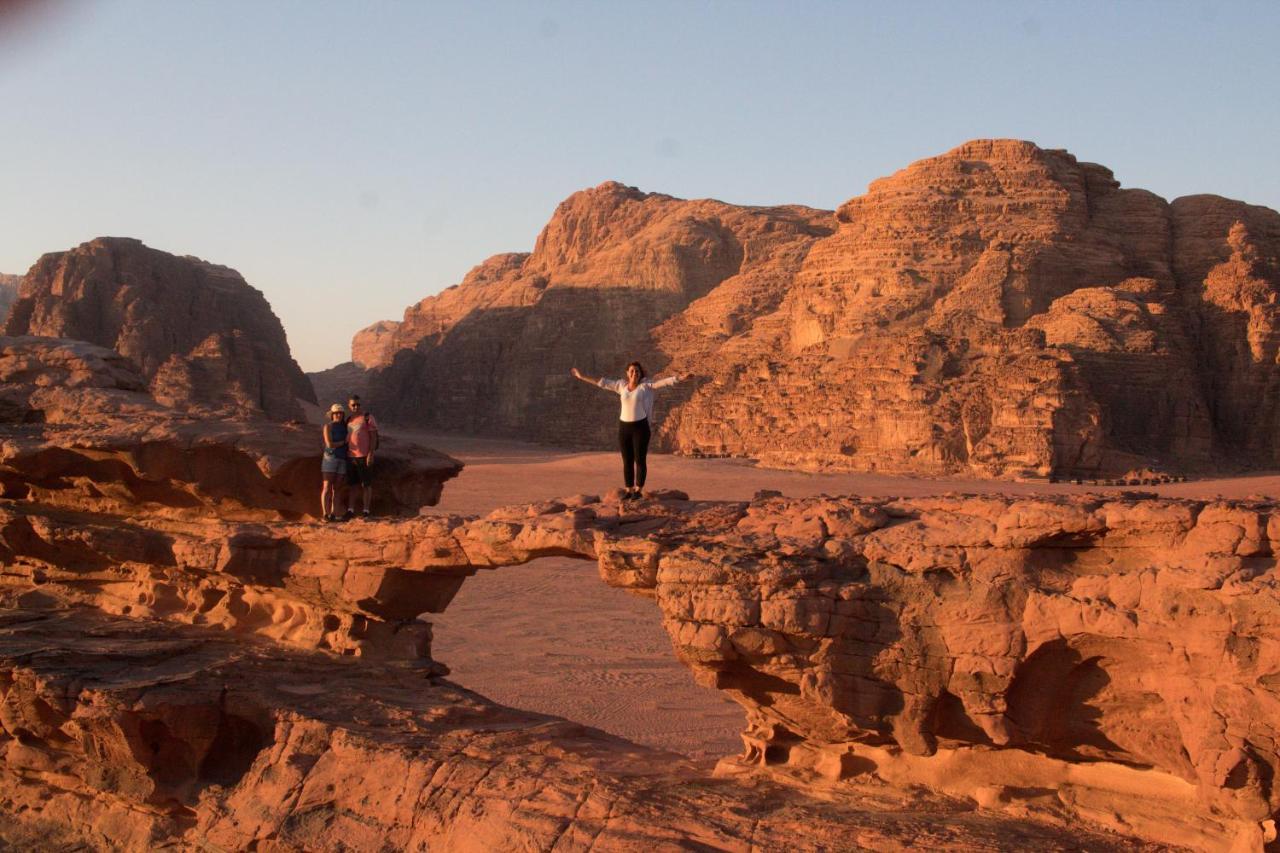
{"left": 348, "top": 456, "right": 375, "bottom": 487}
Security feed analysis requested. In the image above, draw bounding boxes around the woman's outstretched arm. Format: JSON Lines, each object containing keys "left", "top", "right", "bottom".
{"left": 571, "top": 367, "right": 605, "bottom": 386}
{"left": 648, "top": 372, "right": 687, "bottom": 389}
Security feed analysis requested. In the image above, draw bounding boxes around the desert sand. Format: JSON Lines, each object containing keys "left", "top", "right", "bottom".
{"left": 422, "top": 429, "right": 1280, "bottom": 766}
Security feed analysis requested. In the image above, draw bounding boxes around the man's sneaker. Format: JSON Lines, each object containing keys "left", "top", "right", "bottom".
{"left": 343, "top": 509, "right": 356, "bottom": 521}
{"left": 362, "top": 510, "right": 372, "bottom": 518}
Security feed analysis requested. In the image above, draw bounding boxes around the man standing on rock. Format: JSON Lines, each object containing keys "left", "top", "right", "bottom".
{"left": 345, "top": 395, "right": 379, "bottom": 519}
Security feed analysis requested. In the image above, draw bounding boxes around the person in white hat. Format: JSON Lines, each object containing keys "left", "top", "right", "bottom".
{"left": 320, "top": 403, "right": 349, "bottom": 521}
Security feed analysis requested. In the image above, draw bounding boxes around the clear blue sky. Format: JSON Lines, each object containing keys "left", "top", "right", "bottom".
{"left": 3, "top": 0, "right": 1278, "bottom": 370}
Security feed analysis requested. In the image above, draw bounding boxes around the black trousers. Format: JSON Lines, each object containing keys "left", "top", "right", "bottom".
{"left": 618, "top": 418, "right": 651, "bottom": 489}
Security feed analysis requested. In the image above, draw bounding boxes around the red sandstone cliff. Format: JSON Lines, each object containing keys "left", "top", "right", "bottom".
{"left": 350, "top": 182, "right": 832, "bottom": 447}
{"left": 351, "top": 141, "right": 1280, "bottom": 479}
{"left": 4, "top": 237, "right": 316, "bottom": 421}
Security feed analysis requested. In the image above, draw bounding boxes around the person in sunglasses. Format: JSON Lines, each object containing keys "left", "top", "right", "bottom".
{"left": 344, "top": 395, "right": 380, "bottom": 519}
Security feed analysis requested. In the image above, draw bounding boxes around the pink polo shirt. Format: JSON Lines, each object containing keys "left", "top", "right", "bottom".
{"left": 347, "top": 414, "right": 378, "bottom": 458}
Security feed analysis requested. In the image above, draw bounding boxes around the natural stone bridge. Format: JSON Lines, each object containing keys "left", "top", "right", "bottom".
{"left": 3, "top": 484, "right": 1278, "bottom": 850}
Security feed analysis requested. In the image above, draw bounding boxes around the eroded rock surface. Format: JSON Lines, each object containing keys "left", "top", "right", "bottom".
{"left": 0, "top": 609, "right": 1149, "bottom": 852}
{"left": 352, "top": 318, "right": 402, "bottom": 368}
{"left": 0, "top": 337, "right": 460, "bottom": 520}
{"left": 356, "top": 140, "right": 1280, "bottom": 479}
{"left": 3, "top": 474, "right": 1275, "bottom": 846}
{"left": 3, "top": 237, "right": 316, "bottom": 420}
{"left": 0, "top": 332, "right": 1269, "bottom": 849}
{"left": 359, "top": 182, "right": 832, "bottom": 448}
{"left": 548, "top": 491, "right": 1280, "bottom": 849}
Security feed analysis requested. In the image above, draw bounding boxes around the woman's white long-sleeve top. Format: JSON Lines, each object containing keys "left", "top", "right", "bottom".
{"left": 598, "top": 376, "right": 679, "bottom": 422}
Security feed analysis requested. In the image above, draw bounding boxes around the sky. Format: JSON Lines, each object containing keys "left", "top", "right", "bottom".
{"left": 3, "top": 0, "right": 1279, "bottom": 371}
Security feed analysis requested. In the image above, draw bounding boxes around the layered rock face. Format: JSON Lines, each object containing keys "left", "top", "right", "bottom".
{"left": 4, "top": 237, "right": 316, "bottom": 421}
{"left": 0, "top": 335, "right": 1160, "bottom": 850}
{"left": 582, "top": 491, "right": 1280, "bottom": 849}
{"left": 0, "top": 336, "right": 461, "bottom": 521}
{"left": 356, "top": 182, "right": 832, "bottom": 447}
{"left": 351, "top": 318, "right": 401, "bottom": 368}
{"left": 0, "top": 610, "right": 1142, "bottom": 852}
{"left": 3, "top": 468, "right": 1277, "bottom": 847}
{"left": 357, "top": 141, "right": 1280, "bottom": 478}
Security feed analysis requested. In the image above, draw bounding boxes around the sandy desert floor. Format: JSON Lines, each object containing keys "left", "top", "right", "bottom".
{"left": 416, "top": 430, "right": 1280, "bottom": 765}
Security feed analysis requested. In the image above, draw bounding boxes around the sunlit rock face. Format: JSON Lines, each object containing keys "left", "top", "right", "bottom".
{"left": 0, "top": 335, "right": 463, "bottom": 659}
{"left": 459, "top": 491, "right": 1280, "bottom": 850}
{"left": 7, "top": 483, "right": 1274, "bottom": 849}
{"left": 0, "top": 336, "right": 460, "bottom": 522}
{"left": 0, "top": 334, "right": 1152, "bottom": 851}
{"left": 0, "top": 332, "right": 1274, "bottom": 848}
{"left": 3, "top": 237, "right": 317, "bottom": 421}
{"left": 357, "top": 140, "right": 1280, "bottom": 479}
{"left": 356, "top": 181, "right": 833, "bottom": 447}
{"left": 0, "top": 608, "right": 1149, "bottom": 853}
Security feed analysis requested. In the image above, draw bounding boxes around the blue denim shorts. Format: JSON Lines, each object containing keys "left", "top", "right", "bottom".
{"left": 321, "top": 455, "right": 347, "bottom": 476}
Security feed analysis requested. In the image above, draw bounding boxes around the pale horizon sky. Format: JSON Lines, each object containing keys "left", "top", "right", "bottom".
{"left": 3, "top": 0, "right": 1279, "bottom": 371}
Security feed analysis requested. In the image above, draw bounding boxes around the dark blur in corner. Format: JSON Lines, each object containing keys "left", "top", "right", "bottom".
{"left": 0, "top": 0, "right": 79, "bottom": 56}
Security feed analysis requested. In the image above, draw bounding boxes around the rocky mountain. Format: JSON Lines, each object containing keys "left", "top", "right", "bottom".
{"left": 350, "top": 141, "right": 1280, "bottom": 478}
{"left": 349, "top": 182, "right": 832, "bottom": 446}
{"left": 0, "top": 274, "right": 19, "bottom": 324}
{"left": 4, "top": 237, "right": 316, "bottom": 421}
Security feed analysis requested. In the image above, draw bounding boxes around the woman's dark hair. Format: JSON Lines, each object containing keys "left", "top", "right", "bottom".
{"left": 626, "top": 361, "right": 646, "bottom": 380}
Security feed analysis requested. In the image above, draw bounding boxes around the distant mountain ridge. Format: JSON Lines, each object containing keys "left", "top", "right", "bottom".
{"left": 331, "top": 140, "right": 1280, "bottom": 478}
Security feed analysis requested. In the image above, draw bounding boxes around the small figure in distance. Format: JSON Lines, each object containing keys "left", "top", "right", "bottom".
{"left": 571, "top": 362, "right": 686, "bottom": 501}
{"left": 344, "top": 395, "right": 379, "bottom": 520}
{"left": 320, "top": 403, "right": 348, "bottom": 521}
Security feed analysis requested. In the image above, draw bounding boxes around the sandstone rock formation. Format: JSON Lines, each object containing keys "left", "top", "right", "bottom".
{"left": 0, "top": 609, "right": 1144, "bottom": 852}
{"left": 358, "top": 182, "right": 832, "bottom": 447}
{"left": 3, "top": 238, "right": 316, "bottom": 421}
{"left": 352, "top": 318, "right": 401, "bottom": 368}
{"left": 354, "top": 141, "right": 1280, "bottom": 479}
{"left": 0, "top": 336, "right": 461, "bottom": 520}
{"left": 6, "top": 270, "right": 1278, "bottom": 851}
{"left": 0, "top": 334, "right": 1168, "bottom": 850}
{"left": 4, "top": 426, "right": 1277, "bottom": 849}
{"left": 0, "top": 275, "right": 18, "bottom": 325}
